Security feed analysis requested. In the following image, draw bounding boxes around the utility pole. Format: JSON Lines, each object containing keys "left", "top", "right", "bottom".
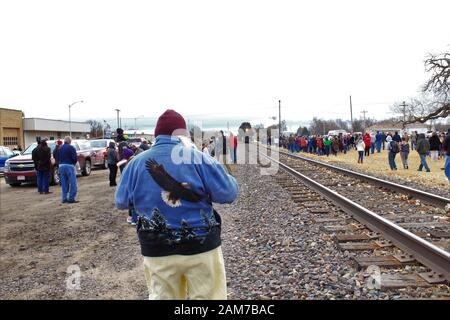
{"left": 361, "top": 110, "right": 368, "bottom": 132}
{"left": 115, "top": 109, "right": 121, "bottom": 129}
{"left": 278, "top": 100, "right": 281, "bottom": 138}
{"left": 349, "top": 95, "right": 353, "bottom": 132}
{"left": 399, "top": 101, "right": 407, "bottom": 122}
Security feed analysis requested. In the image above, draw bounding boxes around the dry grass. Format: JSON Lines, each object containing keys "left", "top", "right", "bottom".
{"left": 300, "top": 148, "right": 450, "bottom": 190}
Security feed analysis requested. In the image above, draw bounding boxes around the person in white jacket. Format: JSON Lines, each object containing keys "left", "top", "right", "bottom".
{"left": 356, "top": 138, "right": 365, "bottom": 163}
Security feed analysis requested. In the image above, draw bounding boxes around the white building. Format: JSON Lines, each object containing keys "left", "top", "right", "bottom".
{"left": 122, "top": 129, "right": 154, "bottom": 141}
{"left": 23, "top": 118, "right": 90, "bottom": 147}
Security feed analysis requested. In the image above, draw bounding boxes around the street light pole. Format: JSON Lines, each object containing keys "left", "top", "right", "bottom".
{"left": 69, "top": 100, "right": 84, "bottom": 137}
{"left": 115, "top": 109, "right": 121, "bottom": 129}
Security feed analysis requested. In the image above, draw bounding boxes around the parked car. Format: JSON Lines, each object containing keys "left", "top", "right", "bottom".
{"left": 3, "top": 139, "right": 93, "bottom": 187}
{"left": 88, "top": 139, "right": 114, "bottom": 169}
{"left": 0, "top": 146, "right": 18, "bottom": 173}
{"left": 128, "top": 137, "right": 147, "bottom": 148}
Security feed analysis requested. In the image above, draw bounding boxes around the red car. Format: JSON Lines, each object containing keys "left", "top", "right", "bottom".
{"left": 4, "top": 139, "right": 93, "bottom": 187}
{"left": 88, "top": 139, "right": 115, "bottom": 169}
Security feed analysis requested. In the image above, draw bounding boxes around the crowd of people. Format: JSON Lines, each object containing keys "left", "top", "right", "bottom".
{"left": 199, "top": 131, "right": 239, "bottom": 164}
{"left": 30, "top": 111, "right": 240, "bottom": 300}
{"left": 31, "top": 136, "right": 80, "bottom": 202}
{"left": 279, "top": 129, "right": 450, "bottom": 181}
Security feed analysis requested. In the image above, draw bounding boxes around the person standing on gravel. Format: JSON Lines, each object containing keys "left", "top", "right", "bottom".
{"left": 58, "top": 136, "right": 78, "bottom": 203}
{"left": 416, "top": 133, "right": 431, "bottom": 172}
{"left": 115, "top": 109, "right": 238, "bottom": 300}
{"left": 32, "top": 138, "right": 52, "bottom": 195}
{"left": 106, "top": 141, "right": 119, "bottom": 186}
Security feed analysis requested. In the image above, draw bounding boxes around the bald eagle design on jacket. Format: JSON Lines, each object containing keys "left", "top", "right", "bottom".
{"left": 146, "top": 159, "right": 202, "bottom": 207}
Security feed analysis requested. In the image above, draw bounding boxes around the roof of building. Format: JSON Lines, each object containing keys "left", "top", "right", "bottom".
{"left": 23, "top": 118, "right": 90, "bottom": 132}
{"left": 24, "top": 117, "right": 89, "bottom": 124}
{"left": 0, "top": 107, "right": 24, "bottom": 113}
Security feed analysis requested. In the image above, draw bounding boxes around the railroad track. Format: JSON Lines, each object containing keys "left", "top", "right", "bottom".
{"left": 257, "top": 146, "right": 450, "bottom": 290}
{"left": 261, "top": 144, "right": 450, "bottom": 208}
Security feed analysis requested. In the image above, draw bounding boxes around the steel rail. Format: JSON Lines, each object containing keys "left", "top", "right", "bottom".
{"left": 261, "top": 144, "right": 450, "bottom": 208}
{"left": 261, "top": 153, "right": 450, "bottom": 282}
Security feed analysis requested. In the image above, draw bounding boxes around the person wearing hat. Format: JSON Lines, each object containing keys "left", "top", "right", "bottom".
{"left": 53, "top": 139, "right": 63, "bottom": 165}
{"left": 115, "top": 109, "right": 238, "bottom": 300}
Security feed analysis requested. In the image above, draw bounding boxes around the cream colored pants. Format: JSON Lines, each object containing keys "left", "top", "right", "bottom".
{"left": 143, "top": 246, "right": 227, "bottom": 300}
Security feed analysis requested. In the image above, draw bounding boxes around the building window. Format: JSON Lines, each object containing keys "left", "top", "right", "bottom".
{"left": 50, "top": 136, "right": 55, "bottom": 140}
{"left": 3, "top": 136, "right": 18, "bottom": 147}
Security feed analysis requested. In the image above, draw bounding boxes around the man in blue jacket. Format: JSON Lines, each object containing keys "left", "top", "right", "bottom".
{"left": 375, "top": 131, "right": 383, "bottom": 153}
{"left": 57, "top": 136, "right": 78, "bottom": 203}
{"left": 116, "top": 109, "right": 239, "bottom": 300}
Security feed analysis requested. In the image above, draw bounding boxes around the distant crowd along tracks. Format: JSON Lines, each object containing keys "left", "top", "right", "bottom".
{"left": 257, "top": 144, "right": 450, "bottom": 291}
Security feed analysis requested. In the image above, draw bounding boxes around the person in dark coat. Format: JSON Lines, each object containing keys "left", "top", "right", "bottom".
{"left": 392, "top": 131, "right": 402, "bottom": 143}
{"left": 106, "top": 141, "right": 119, "bottom": 186}
{"left": 428, "top": 132, "right": 441, "bottom": 161}
{"left": 53, "top": 139, "right": 63, "bottom": 164}
{"left": 416, "top": 133, "right": 431, "bottom": 172}
{"left": 32, "top": 139, "right": 52, "bottom": 194}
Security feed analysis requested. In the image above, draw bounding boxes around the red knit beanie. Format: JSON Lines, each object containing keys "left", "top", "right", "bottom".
{"left": 154, "top": 109, "right": 187, "bottom": 137}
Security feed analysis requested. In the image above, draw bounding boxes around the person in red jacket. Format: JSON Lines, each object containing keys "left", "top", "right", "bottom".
{"left": 316, "top": 137, "right": 324, "bottom": 155}
{"left": 363, "top": 133, "right": 371, "bottom": 157}
{"left": 301, "top": 137, "right": 307, "bottom": 152}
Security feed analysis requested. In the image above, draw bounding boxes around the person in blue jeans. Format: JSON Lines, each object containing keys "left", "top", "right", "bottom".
{"left": 32, "top": 139, "right": 52, "bottom": 194}
{"left": 57, "top": 136, "right": 79, "bottom": 203}
{"left": 370, "top": 133, "right": 376, "bottom": 154}
{"left": 386, "top": 136, "right": 399, "bottom": 170}
{"left": 375, "top": 131, "right": 383, "bottom": 153}
{"left": 416, "top": 133, "right": 431, "bottom": 172}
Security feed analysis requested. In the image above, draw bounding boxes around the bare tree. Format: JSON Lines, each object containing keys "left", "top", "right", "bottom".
{"left": 87, "top": 119, "right": 105, "bottom": 139}
{"left": 397, "top": 50, "right": 450, "bottom": 124}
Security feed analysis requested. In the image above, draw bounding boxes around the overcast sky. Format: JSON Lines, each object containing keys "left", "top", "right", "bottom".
{"left": 1, "top": 0, "right": 449, "bottom": 127}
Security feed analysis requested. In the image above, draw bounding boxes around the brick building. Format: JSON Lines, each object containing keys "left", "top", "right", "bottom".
{"left": 0, "top": 107, "right": 25, "bottom": 149}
